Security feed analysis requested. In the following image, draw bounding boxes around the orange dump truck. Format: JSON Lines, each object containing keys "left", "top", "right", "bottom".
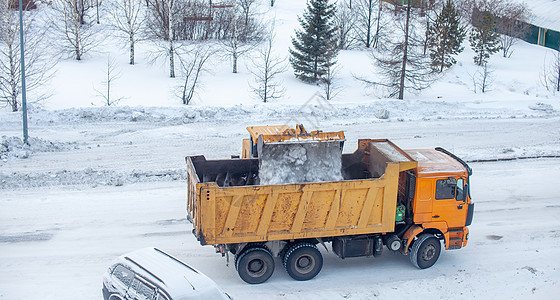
{"left": 186, "top": 125, "right": 474, "bottom": 284}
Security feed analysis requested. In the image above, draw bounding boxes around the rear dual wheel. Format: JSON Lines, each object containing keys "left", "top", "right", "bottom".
{"left": 236, "top": 247, "right": 275, "bottom": 284}
{"left": 283, "top": 243, "right": 323, "bottom": 281}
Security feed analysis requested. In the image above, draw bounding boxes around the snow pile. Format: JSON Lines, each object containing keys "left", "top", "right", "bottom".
{"left": 0, "top": 168, "right": 185, "bottom": 189}
{"left": 258, "top": 141, "right": 343, "bottom": 185}
{"left": 529, "top": 102, "right": 555, "bottom": 113}
{"left": 1, "top": 98, "right": 558, "bottom": 132}
{"left": 1, "top": 136, "right": 78, "bottom": 160}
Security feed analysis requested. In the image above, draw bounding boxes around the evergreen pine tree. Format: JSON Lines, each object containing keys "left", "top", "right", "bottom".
{"left": 289, "top": 0, "right": 339, "bottom": 83}
{"left": 469, "top": 10, "right": 501, "bottom": 66}
{"left": 427, "top": 0, "right": 465, "bottom": 72}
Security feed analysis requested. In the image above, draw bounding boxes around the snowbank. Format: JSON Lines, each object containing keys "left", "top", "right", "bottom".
{"left": 1, "top": 136, "right": 78, "bottom": 160}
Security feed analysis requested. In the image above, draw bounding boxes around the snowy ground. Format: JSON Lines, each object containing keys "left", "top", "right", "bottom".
{"left": 1, "top": 158, "right": 559, "bottom": 299}
{"left": 1, "top": 109, "right": 560, "bottom": 299}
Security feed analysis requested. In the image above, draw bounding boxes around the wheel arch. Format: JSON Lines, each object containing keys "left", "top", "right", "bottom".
{"left": 402, "top": 222, "right": 449, "bottom": 254}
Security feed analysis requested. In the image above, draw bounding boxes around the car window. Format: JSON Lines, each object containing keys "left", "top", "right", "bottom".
{"left": 435, "top": 178, "right": 456, "bottom": 200}
{"left": 456, "top": 178, "right": 465, "bottom": 201}
{"left": 112, "top": 265, "right": 134, "bottom": 288}
{"left": 130, "top": 278, "right": 156, "bottom": 300}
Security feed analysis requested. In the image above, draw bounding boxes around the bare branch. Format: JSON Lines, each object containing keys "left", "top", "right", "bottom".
{"left": 176, "top": 43, "right": 213, "bottom": 105}
{"left": 0, "top": 0, "right": 55, "bottom": 111}
{"left": 249, "top": 26, "right": 287, "bottom": 102}
{"left": 94, "top": 56, "right": 124, "bottom": 106}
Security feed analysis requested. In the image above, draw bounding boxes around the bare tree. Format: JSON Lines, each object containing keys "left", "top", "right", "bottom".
{"left": 454, "top": 0, "right": 476, "bottom": 25}
{"left": 495, "top": 2, "right": 530, "bottom": 58}
{"left": 249, "top": 30, "right": 286, "bottom": 103}
{"left": 51, "top": 0, "right": 98, "bottom": 60}
{"left": 321, "top": 51, "right": 340, "bottom": 100}
{"left": 541, "top": 51, "right": 560, "bottom": 93}
{"left": 0, "top": 0, "right": 53, "bottom": 111}
{"left": 224, "top": 13, "right": 242, "bottom": 73}
{"left": 71, "top": 0, "right": 96, "bottom": 25}
{"left": 238, "top": 0, "right": 258, "bottom": 26}
{"left": 167, "top": 0, "right": 176, "bottom": 77}
{"left": 354, "top": 0, "right": 382, "bottom": 48}
{"left": 145, "top": 0, "right": 170, "bottom": 40}
{"left": 222, "top": 5, "right": 263, "bottom": 74}
{"left": 95, "top": 0, "right": 101, "bottom": 23}
{"left": 471, "top": 62, "right": 494, "bottom": 93}
{"left": 110, "top": 0, "right": 146, "bottom": 65}
{"left": 145, "top": 0, "right": 178, "bottom": 76}
{"left": 177, "top": 45, "right": 212, "bottom": 105}
{"left": 334, "top": 0, "right": 358, "bottom": 50}
{"left": 94, "top": 56, "right": 123, "bottom": 106}
{"left": 360, "top": 3, "right": 433, "bottom": 99}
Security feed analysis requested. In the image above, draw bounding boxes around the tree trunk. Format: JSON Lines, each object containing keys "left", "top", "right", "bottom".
{"left": 8, "top": 46, "right": 18, "bottom": 112}
{"left": 398, "top": 3, "right": 411, "bottom": 100}
{"left": 96, "top": 0, "right": 100, "bottom": 24}
{"left": 106, "top": 66, "right": 111, "bottom": 105}
{"left": 233, "top": 50, "right": 238, "bottom": 73}
{"left": 556, "top": 58, "right": 560, "bottom": 91}
{"left": 75, "top": 20, "right": 81, "bottom": 60}
{"left": 169, "top": 42, "right": 175, "bottom": 77}
{"left": 366, "top": 0, "right": 372, "bottom": 48}
{"left": 440, "top": 49, "right": 445, "bottom": 72}
{"left": 423, "top": 20, "right": 428, "bottom": 55}
{"left": 10, "top": 74, "right": 18, "bottom": 112}
{"left": 129, "top": 36, "right": 135, "bottom": 65}
{"left": 168, "top": 0, "right": 175, "bottom": 77}
{"left": 263, "top": 79, "right": 268, "bottom": 103}
{"left": 313, "top": 57, "right": 318, "bottom": 81}
{"left": 373, "top": 1, "right": 381, "bottom": 48}
{"left": 232, "top": 7, "right": 238, "bottom": 74}
{"left": 79, "top": 0, "right": 86, "bottom": 24}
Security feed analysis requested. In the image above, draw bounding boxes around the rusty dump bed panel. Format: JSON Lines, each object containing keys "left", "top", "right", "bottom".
{"left": 186, "top": 139, "right": 417, "bottom": 246}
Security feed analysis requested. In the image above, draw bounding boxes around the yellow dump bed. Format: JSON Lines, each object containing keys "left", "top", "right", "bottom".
{"left": 186, "top": 139, "right": 417, "bottom": 245}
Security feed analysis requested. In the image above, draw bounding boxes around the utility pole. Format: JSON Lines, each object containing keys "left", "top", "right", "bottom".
{"left": 19, "top": 0, "right": 29, "bottom": 144}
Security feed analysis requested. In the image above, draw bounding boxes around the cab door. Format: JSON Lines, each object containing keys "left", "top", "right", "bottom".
{"left": 431, "top": 177, "right": 468, "bottom": 228}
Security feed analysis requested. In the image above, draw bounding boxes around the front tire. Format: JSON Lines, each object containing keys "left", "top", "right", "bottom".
{"left": 410, "top": 234, "right": 441, "bottom": 269}
{"left": 236, "top": 247, "right": 275, "bottom": 284}
{"left": 283, "top": 243, "right": 323, "bottom": 281}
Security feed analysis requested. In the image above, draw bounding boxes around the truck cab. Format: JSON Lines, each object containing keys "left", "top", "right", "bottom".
{"left": 404, "top": 148, "right": 474, "bottom": 252}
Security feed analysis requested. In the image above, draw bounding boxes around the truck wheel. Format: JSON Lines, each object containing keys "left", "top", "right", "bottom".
{"left": 283, "top": 243, "right": 323, "bottom": 281}
{"left": 410, "top": 234, "right": 441, "bottom": 269}
{"left": 236, "top": 247, "right": 275, "bottom": 284}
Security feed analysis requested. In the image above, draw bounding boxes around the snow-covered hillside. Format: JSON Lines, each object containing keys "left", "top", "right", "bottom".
{"left": 1, "top": 0, "right": 560, "bottom": 299}
{"left": 4, "top": 0, "right": 558, "bottom": 110}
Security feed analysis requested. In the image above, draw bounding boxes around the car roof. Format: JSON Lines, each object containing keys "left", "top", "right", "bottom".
{"left": 118, "top": 247, "right": 228, "bottom": 300}
{"left": 405, "top": 149, "right": 467, "bottom": 177}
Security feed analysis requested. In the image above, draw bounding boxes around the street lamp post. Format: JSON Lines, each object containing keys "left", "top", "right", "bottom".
{"left": 18, "top": 0, "right": 29, "bottom": 144}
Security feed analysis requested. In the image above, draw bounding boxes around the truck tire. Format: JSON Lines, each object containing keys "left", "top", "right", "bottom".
{"left": 236, "top": 247, "right": 275, "bottom": 284}
{"left": 409, "top": 234, "right": 441, "bottom": 269}
{"left": 283, "top": 243, "right": 323, "bottom": 281}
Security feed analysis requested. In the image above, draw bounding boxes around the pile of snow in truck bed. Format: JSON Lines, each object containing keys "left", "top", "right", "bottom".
{"left": 258, "top": 141, "right": 343, "bottom": 185}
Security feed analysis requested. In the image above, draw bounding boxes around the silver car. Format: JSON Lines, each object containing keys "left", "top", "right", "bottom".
{"left": 102, "top": 247, "right": 231, "bottom": 300}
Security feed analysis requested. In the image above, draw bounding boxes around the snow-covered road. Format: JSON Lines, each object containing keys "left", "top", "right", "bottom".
{"left": 1, "top": 111, "right": 559, "bottom": 299}
{"left": 1, "top": 158, "right": 559, "bottom": 299}
{"left": 2, "top": 110, "right": 559, "bottom": 188}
